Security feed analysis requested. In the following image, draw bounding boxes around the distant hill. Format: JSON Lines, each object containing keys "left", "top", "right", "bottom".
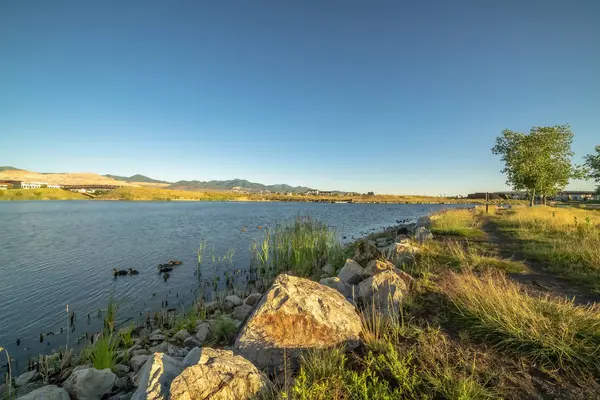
{"left": 104, "top": 174, "right": 170, "bottom": 184}
{"left": 169, "top": 179, "right": 313, "bottom": 193}
{"left": 0, "top": 166, "right": 23, "bottom": 172}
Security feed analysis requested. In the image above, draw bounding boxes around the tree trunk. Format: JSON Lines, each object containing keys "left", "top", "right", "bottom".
{"left": 530, "top": 189, "right": 535, "bottom": 207}
{"left": 543, "top": 195, "right": 547, "bottom": 206}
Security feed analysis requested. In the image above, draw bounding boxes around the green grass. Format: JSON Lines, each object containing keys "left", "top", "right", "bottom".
{"left": 90, "top": 334, "right": 117, "bottom": 371}
{"left": 430, "top": 209, "right": 486, "bottom": 238}
{"left": 207, "top": 316, "right": 238, "bottom": 345}
{"left": 494, "top": 206, "right": 600, "bottom": 289}
{"left": 250, "top": 217, "right": 345, "bottom": 291}
{"left": 442, "top": 270, "right": 600, "bottom": 372}
{"left": 0, "top": 188, "right": 88, "bottom": 200}
{"left": 118, "top": 325, "right": 135, "bottom": 348}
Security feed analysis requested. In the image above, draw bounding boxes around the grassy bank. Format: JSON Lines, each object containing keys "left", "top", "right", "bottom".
{"left": 0, "top": 188, "right": 89, "bottom": 200}
{"left": 493, "top": 206, "right": 600, "bottom": 290}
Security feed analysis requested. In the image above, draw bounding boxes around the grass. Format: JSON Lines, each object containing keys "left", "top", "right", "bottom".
{"left": 250, "top": 216, "right": 345, "bottom": 291}
{"left": 441, "top": 270, "right": 600, "bottom": 372}
{"left": 118, "top": 325, "right": 135, "bottom": 348}
{"left": 430, "top": 208, "right": 486, "bottom": 238}
{"left": 494, "top": 206, "right": 600, "bottom": 288}
{"left": 89, "top": 334, "right": 117, "bottom": 371}
{"left": 207, "top": 316, "right": 238, "bottom": 345}
{"left": 0, "top": 188, "right": 88, "bottom": 200}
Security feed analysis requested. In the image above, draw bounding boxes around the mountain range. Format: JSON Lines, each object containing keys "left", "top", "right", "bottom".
{"left": 0, "top": 167, "right": 315, "bottom": 193}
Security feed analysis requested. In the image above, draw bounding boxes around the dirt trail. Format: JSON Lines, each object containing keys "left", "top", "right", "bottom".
{"left": 480, "top": 215, "right": 600, "bottom": 305}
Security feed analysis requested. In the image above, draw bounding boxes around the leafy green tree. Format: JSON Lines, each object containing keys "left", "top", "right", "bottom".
{"left": 584, "top": 145, "right": 600, "bottom": 194}
{"left": 492, "top": 125, "right": 583, "bottom": 206}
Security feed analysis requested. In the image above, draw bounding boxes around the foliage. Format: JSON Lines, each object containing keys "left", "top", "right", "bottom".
{"left": 118, "top": 325, "right": 135, "bottom": 348}
{"left": 89, "top": 334, "right": 117, "bottom": 371}
{"left": 207, "top": 316, "right": 237, "bottom": 345}
{"left": 442, "top": 270, "right": 600, "bottom": 372}
{"left": 492, "top": 125, "right": 584, "bottom": 204}
{"left": 429, "top": 208, "right": 485, "bottom": 238}
{"left": 495, "top": 206, "right": 600, "bottom": 288}
{"left": 104, "top": 294, "right": 118, "bottom": 335}
{"left": 584, "top": 145, "right": 600, "bottom": 193}
{"left": 250, "top": 217, "right": 344, "bottom": 290}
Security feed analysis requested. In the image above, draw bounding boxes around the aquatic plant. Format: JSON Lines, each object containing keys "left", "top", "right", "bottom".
{"left": 104, "top": 293, "right": 118, "bottom": 335}
{"left": 90, "top": 334, "right": 117, "bottom": 371}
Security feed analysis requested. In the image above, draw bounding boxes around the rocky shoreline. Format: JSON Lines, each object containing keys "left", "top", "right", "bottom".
{"left": 2, "top": 218, "right": 434, "bottom": 400}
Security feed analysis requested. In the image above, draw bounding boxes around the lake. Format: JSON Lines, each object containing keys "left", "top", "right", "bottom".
{"left": 0, "top": 200, "right": 468, "bottom": 371}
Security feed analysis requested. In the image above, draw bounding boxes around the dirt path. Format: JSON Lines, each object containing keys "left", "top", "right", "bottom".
{"left": 479, "top": 215, "right": 600, "bottom": 305}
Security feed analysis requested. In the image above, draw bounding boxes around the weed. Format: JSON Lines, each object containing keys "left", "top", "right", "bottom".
{"left": 90, "top": 334, "right": 117, "bottom": 371}
{"left": 430, "top": 209, "right": 485, "bottom": 238}
{"left": 207, "top": 316, "right": 238, "bottom": 345}
{"left": 118, "top": 325, "right": 134, "bottom": 348}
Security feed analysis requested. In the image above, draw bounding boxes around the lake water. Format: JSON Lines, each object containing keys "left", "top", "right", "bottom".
{"left": 0, "top": 200, "right": 468, "bottom": 371}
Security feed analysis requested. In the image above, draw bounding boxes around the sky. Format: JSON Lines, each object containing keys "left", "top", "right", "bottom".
{"left": 1, "top": 0, "right": 599, "bottom": 195}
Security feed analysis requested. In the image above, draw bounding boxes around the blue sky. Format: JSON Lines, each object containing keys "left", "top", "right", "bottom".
{"left": 1, "top": 0, "right": 598, "bottom": 195}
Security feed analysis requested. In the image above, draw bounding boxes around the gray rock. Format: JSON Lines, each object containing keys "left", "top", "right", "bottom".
{"left": 203, "top": 301, "right": 219, "bottom": 313}
{"left": 132, "top": 349, "right": 150, "bottom": 357}
{"left": 195, "top": 322, "right": 211, "bottom": 344}
{"left": 113, "top": 364, "right": 130, "bottom": 377}
{"left": 15, "top": 370, "right": 39, "bottom": 387}
{"left": 148, "top": 331, "right": 165, "bottom": 342}
{"left": 63, "top": 367, "right": 116, "bottom": 400}
{"left": 321, "top": 264, "right": 335, "bottom": 275}
{"left": 223, "top": 295, "right": 243, "bottom": 310}
{"left": 353, "top": 241, "right": 383, "bottom": 267}
{"left": 130, "top": 354, "right": 150, "bottom": 373}
{"left": 166, "top": 344, "right": 188, "bottom": 358}
{"left": 183, "top": 347, "right": 201, "bottom": 367}
{"left": 364, "top": 259, "right": 396, "bottom": 276}
{"left": 416, "top": 215, "right": 432, "bottom": 228}
{"left": 16, "top": 385, "right": 70, "bottom": 400}
{"left": 244, "top": 293, "right": 263, "bottom": 307}
{"left": 183, "top": 336, "right": 203, "bottom": 349}
{"left": 130, "top": 353, "right": 184, "bottom": 400}
{"left": 235, "top": 274, "right": 362, "bottom": 370}
{"left": 149, "top": 341, "right": 169, "bottom": 353}
{"left": 414, "top": 226, "right": 433, "bottom": 243}
{"left": 15, "top": 381, "right": 44, "bottom": 398}
{"left": 127, "top": 344, "right": 142, "bottom": 353}
{"left": 171, "top": 329, "right": 191, "bottom": 344}
{"left": 358, "top": 270, "right": 410, "bottom": 316}
{"left": 114, "top": 375, "right": 132, "bottom": 392}
{"left": 337, "top": 259, "right": 366, "bottom": 285}
{"left": 382, "top": 242, "right": 420, "bottom": 267}
{"left": 169, "top": 348, "right": 266, "bottom": 400}
{"left": 232, "top": 304, "right": 253, "bottom": 321}
{"left": 318, "top": 277, "right": 354, "bottom": 298}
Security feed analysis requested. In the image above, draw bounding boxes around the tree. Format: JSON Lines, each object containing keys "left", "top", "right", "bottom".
{"left": 492, "top": 125, "right": 583, "bottom": 206}
{"left": 584, "top": 145, "right": 600, "bottom": 194}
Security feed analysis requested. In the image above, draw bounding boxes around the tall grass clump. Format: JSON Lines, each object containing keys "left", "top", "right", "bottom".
{"left": 442, "top": 270, "right": 600, "bottom": 372}
{"left": 250, "top": 216, "right": 344, "bottom": 290}
{"left": 496, "top": 207, "right": 600, "bottom": 286}
{"left": 90, "top": 334, "right": 117, "bottom": 371}
{"left": 430, "top": 208, "right": 485, "bottom": 238}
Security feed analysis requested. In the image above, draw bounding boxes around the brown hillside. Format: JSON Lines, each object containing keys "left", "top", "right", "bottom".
{"left": 0, "top": 169, "right": 134, "bottom": 186}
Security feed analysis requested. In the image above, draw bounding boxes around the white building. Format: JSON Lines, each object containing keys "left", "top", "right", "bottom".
{"left": 47, "top": 184, "right": 61, "bottom": 189}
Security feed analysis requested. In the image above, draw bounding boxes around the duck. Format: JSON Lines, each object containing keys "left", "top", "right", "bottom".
{"left": 158, "top": 265, "right": 173, "bottom": 273}
{"left": 128, "top": 268, "right": 139, "bottom": 275}
{"left": 113, "top": 268, "right": 128, "bottom": 276}
{"left": 167, "top": 259, "right": 182, "bottom": 266}
{"left": 163, "top": 272, "right": 170, "bottom": 281}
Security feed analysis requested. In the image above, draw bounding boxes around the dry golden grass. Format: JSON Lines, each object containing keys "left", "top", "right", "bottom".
{"left": 0, "top": 169, "right": 134, "bottom": 186}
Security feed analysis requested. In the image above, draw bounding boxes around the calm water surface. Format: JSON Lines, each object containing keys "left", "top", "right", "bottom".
{"left": 0, "top": 201, "right": 468, "bottom": 371}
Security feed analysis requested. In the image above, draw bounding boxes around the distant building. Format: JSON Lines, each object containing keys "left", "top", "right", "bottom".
{"left": 12, "top": 181, "right": 47, "bottom": 189}
{"left": 552, "top": 191, "right": 598, "bottom": 201}
{"left": 0, "top": 184, "right": 8, "bottom": 190}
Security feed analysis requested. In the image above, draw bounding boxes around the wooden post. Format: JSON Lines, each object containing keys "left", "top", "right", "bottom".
{"left": 485, "top": 192, "right": 489, "bottom": 213}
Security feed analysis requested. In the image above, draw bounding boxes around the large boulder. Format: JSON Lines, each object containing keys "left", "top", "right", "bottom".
{"left": 171, "top": 330, "right": 192, "bottom": 345}
{"left": 170, "top": 348, "right": 266, "bottom": 400}
{"left": 416, "top": 215, "right": 432, "bottom": 228}
{"left": 233, "top": 304, "right": 253, "bottom": 321}
{"left": 131, "top": 353, "right": 185, "bottom": 400}
{"left": 383, "top": 242, "right": 420, "bottom": 267}
{"left": 16, "top": 385, "right": 70, "bottom": 400}
{"left": 353, "top": 241, "right": 383, "bottom": 267}
{"left": 234, "top": 274, "right": 362, "bottom": 371}
{"left": 358, "top": 270, "right": 410, "bottom": 315}
{"left": 337, "top": 259, "right": 365, "bottom": 284}
{"left": 63, "top": 368, "right": 116, "bottom": 400}
{"left": 223, "top": 295, "right": 243, "bottom": 310}
{"left": 319, "top": 277, "right": 354, "bottom": 299}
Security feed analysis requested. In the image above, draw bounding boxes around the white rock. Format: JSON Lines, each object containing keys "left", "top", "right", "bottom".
{"left": 337, "top": 259, "right": 366, "bottom": 284}
{"left": 170, "top": 348, "right": 266, "bottom": 400}
{"left": 414, "top": 226, "right": 433, "bottom": 243}
{"left": 16, "top": 385, "right": 70, "bottom": 400}
{"left": 131, "top": 353, "right": 184, "bottom": 400}
{"left": 382, "top": 242, "right": 420, "bottom": 267}
{"left": 63, "top": 367, "right": 116, "bottom": 400}
{"left": 358, "top": 270, "right": 410, "bottom": 316}
{"left": 235, "top": 274, "right": 362, "bottom": 370}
